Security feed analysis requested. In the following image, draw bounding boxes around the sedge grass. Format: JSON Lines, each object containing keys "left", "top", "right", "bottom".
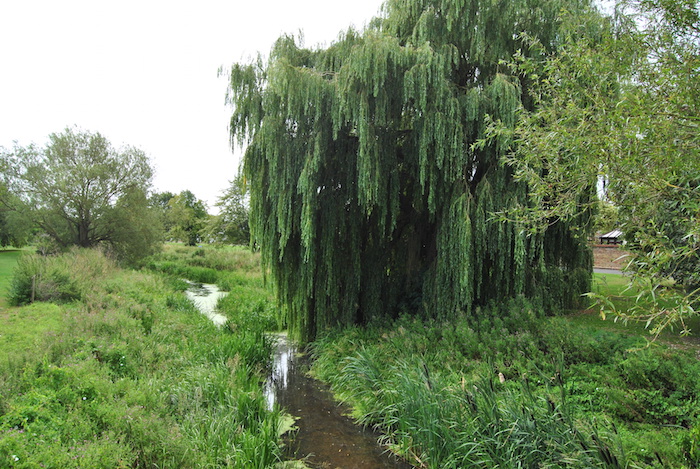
{"left": 311, "top": 301, "right": 700, "bottom": 468}
{"left": 0, "top": 248, "right": 283, "bottom": 468}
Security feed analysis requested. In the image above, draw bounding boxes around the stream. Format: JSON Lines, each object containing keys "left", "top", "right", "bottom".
{"left": 185, "top": 283, "right": 411, "bottom": 469}
{"left": 264, "top": 333, "right": 412, "bottom": 468}
{"left": 184, "top": 281, "right": 229, "bottom": 326}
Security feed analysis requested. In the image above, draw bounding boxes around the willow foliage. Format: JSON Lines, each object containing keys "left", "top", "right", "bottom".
{"left": 226, "top": 0, "right": 597, "bottom": 342}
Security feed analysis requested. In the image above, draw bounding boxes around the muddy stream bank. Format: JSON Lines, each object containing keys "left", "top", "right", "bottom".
{"left": 185, "top": 283, "right": 411, "bottom": 469}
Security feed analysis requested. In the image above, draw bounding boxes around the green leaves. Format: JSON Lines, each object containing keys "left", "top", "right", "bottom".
{"left": 228, "top": 0, "right": 598, "bottom": 341}
{"left": 2, "top": 127, "right": 159, "bottom": 263}
{"left": 494, "top": 0, "right": 700, "bottom": 336}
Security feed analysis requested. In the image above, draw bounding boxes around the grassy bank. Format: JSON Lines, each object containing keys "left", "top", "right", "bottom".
{"left": 310, "top": 286, "right": 700, "bottom": 468}
{"left": 0, "top": 248, "right": 282, "bottom": 468}
{"left": 8, "top": 244, "right": 697, "bottom": 468}
{"left": 0, "top": 250, "right": 26, "bottom": 308}
{"left": 145, "top": 244, "right": 279, "bottom": 333}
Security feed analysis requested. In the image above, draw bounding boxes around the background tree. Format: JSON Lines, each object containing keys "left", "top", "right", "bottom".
{"left": 149, "top": 190, "right": 176, "bottom": 236}
{"left": 0, "top": 155, "right": 33, "bottom": 248}
{"left": 165, "top": 190, "right": 208, "bottom": 246}
{"left": 203, "top": 172, "right": 250, "bottom": 245}
{"left": 227, "top": 0, "right": 601, "bottom": 341}
{"left": 1, "top": 127, "right": 161, "bottom": 263}
{"left": 0, "top": 209, "right": 33, "bottom": 248}
{"left": 489, "top": 0, "right": 700, "bottom": 336}
{"left": 593, "top": 200, "right": 619, "bottom": 236}
{"left": 106, "top": 186, "right": 164, "bottom": 264}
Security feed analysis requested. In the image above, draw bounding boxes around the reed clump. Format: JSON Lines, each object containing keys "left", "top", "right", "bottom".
{"left": 311, "top": 297, "right": 700, "bottom": 468}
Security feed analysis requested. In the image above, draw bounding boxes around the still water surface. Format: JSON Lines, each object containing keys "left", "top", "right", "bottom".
{"left": 184, "top": 282, "right": 228, "bottom": 326}
{"left": 265, "top": 333, "right": 412, "bottom": 469}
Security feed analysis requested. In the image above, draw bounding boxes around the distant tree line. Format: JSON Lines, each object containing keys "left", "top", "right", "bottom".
{"left": 149, "top": 173, "right": 250, "bottom": 247}
{"left": 0, "top": 127, "right": 249, "bottom": 264}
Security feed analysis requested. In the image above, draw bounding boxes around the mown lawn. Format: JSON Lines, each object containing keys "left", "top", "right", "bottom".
{"left": 585, "top": 272, "right": 700, "bottom": 346}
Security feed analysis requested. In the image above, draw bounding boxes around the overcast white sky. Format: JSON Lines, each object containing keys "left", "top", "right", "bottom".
{"left": 0, "top": 0, "right": 385, "bottom": 212}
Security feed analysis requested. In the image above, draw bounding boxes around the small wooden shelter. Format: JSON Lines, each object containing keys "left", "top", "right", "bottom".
{"left": 598, "top": 229, "right": 623, "bottom": 245}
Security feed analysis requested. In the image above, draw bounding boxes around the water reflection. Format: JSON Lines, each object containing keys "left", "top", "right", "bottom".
{"left": 265, "top": 332, "right": 293, "bottom": 410}
{"left": 184, "top": 282, "right": 229, "bottom": 326}
{"left": 265, "top": 333, "right": 412, "bottom": 469}
{"left": 186, "top": 285, "right": 411, "bottom": 468}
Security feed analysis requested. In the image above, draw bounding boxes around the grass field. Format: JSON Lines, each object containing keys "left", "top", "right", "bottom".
{"left": 0, "top": 247, "right": 283, "bottom": 468}
{"left": 0, "top": 249, "right": 24, "bottom": 309}
{"left": 588, "top": 271, "right": 700, "bottom": 346}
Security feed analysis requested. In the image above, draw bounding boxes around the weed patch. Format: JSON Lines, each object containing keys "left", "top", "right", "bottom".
{"left": 311, "top": 299, "right": 700, "bottom": 468}
{"left": 0, "top": 248, "right": 283, "bottom": 468}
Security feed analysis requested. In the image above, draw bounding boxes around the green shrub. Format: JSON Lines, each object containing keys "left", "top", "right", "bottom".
{"left": 7, "top": 254, "right": 81, "bottom": 305}
{"left": 615, "top": 348, "right": 700, "bottom": 425}
{"left": 678, "top": 421, "right": 700, "bottom": 468}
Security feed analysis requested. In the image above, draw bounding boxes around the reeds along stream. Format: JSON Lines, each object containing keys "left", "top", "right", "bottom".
{"left": 184, "top": 283, "right": 410, "bottom": 468}
{"left": 264, "top": 332, "right": 412, "bottom": 469}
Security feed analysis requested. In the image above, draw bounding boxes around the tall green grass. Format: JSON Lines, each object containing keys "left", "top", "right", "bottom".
{"left": 0, "top": 249, "right": 25, "bottom": 308}
{"left": 145, "top": 243, "right": 280, "bottom": 332}
{"left": 145, "top": 243, "right": 264, "bottom": 286}
{"left": 0, "top": 248, "right": 283, "bottom": 468}
{"left": 311, "top": 299, "right": 700, "bottom": 468}
{"left": 6, "top": 248, "right": 114, "bottom": 305}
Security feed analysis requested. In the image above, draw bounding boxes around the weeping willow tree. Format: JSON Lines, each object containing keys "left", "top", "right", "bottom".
{"left": 226, "top": 0, "right": 599, "bottom": 342}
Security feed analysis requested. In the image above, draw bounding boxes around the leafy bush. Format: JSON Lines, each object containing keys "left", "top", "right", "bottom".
{"left": 614, "top": 348, "right": 700, "bottom": 426}
{"left": 7, "top": 254, "right": 80, "bottom": 305}
{"left": 678, "top": 422, "right": 700, "bottom": 468}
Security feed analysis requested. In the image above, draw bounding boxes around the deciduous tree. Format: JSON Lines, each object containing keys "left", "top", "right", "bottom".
{"left": 166, "top": 190, "right": 208, "bottom": 246}
{"left": 227, "top": 0, "right": 600, "bottom": 341}
{"left": 489, "top": 0, "right": 700, "bottom": 336}
{"left": 204, "top": 172, "right": 250, "bottom": 245}
{"left": 1, "top": 127, "right": 161, "bottom": 263}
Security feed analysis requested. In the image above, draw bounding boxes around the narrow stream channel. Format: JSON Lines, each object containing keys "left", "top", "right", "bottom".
{"left": 185, "top": 284, "right": 412, "bottom": 468}
{"left": 264, "top": 333, "right": 412, "bottom": 468}
{"left": 184, "top": 281, "right": 229, "bottom": 326}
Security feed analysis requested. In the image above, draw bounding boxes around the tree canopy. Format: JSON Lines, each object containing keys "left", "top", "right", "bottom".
{"left": 203, "top": 173, "right": 250, "bottom": 245}
{"left": 1, "top": 127, "right": 162, "bottom": 263}
{"left": 165, "top": 190, "right": 209, "bottom": 246}
{"left": 490, "top": 0, "right": 700, "bottom": 336}
{"left": 227, "top": 0, "right": 601, "bottom": 341}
